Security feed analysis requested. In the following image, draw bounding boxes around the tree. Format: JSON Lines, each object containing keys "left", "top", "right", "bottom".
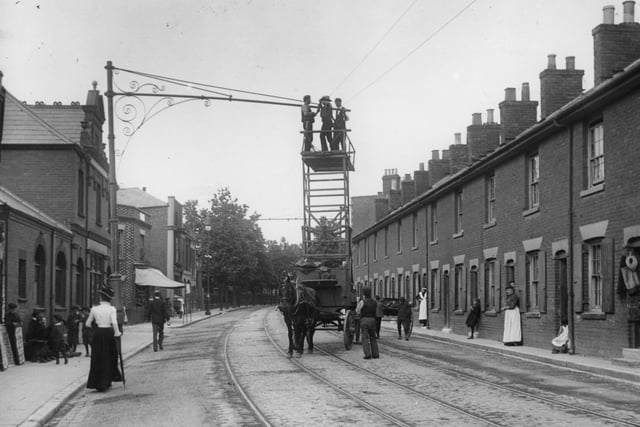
{"left": 185, "top": 188, "right": 269, "bottom": 306}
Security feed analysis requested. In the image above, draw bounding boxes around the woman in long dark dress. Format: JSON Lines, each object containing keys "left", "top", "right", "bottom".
{"left": 86, "top": 284, "right": 122, "bottom": 392}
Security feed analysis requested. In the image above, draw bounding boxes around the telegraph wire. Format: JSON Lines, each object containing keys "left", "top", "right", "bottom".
{"left": 348, "top": 0, "right": 479, "bottom": 101}
{"left": 331, "top": 0, "right": 419, "bottom": 96}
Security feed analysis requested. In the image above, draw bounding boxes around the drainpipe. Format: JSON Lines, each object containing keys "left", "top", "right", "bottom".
{"left": 554, "top": 119, "right": 576, "bottom": 354}
{"left": 50, "top": 229, "right": 56, "bottom": 324}
{"left": 567, "top": 123, "right": 576, "bottom": 355}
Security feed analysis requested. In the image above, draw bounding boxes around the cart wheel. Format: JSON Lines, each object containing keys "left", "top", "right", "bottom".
{"left": 343, "top": 310, "right": 354, "bottom": 350}
{"left": 407, "top": 318, "right": 414, "bottom": 339}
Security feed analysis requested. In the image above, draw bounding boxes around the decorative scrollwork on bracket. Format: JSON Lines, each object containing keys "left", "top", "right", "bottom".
{"left": 113, "top": 74, "right": 211, "bottom": 137}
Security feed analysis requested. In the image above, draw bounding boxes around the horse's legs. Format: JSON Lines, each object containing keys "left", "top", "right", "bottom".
{"left": 283, "top": 313, "right": 294, "bottom": 356}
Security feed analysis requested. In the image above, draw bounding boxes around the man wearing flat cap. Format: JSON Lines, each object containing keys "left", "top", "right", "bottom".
{"left": 146, "top": 290, "right": 170, "bottom": 352}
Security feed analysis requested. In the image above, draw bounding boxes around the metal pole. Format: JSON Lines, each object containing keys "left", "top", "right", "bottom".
{"left": 105, "top": 61, "right": 119, "bottom": 273}
{"left": 205, "top": 261, "right": 211, "bottom": 315}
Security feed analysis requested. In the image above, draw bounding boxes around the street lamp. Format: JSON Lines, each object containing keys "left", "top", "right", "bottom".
{"left": 204, "top": 253, "right": 212, "bottom": 315}
{"left": 204, "top": 223, "right": 212, "bottom": 315}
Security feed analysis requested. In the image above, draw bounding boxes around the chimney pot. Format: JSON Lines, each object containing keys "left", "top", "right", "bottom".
{"left": 472, "top": 113, "right": 482, "bottom": 125}
{"left": 505, "top": 87, "right": 517, "bottom": 101}
{"left": 432, "top": 150, "right": 440, "bottom": 160}
{"left": 603, "top": 5, "right": 615, "bottom": 23}
{"left": 521, "top": 82, "right": 530, "bottom": 101}
{"left": 419, "top": 162, "right": 425, "bottom": 171}
{"left": 486, "top": 109, "right": 495, "bottom": 123}
{"left": 566, "top": 56, "right": 576, "bottom": 70}
{"left": 403, "top": 174, "right": 412, "bottom": 181}
{"left": 454, "top": 132, "right": 462, "bottom": 145}
{"left": 623, "top": 1, "right": 635, "bottom": 23}
{"left": 547, "top": 54, "right": 557, "bottom": 70}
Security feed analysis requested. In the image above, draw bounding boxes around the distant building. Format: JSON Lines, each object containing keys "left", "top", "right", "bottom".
{"left": 352, "top": 2, "right": 640, "bottom": 360}
{"left": 117, "top": 188, "right": 198, "bottom": 322}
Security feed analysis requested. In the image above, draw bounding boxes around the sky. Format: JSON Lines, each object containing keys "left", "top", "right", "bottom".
{"left": 0, "top": 0, "right": 618, "bottom": 243}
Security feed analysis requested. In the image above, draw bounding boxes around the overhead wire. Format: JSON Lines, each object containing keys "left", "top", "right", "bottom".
{"left": 348, "top": 0, "right": 479, "bottom": 101}
{"left": 331, "top": 0, "right": 419, "bottom": 96}
{"left": 114, "top": 67, "right": 303, "bottom": 104}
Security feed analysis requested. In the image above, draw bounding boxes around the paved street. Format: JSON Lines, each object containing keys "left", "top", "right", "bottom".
{"left": 30, "top": 307, "right": 640, "bottom": 427}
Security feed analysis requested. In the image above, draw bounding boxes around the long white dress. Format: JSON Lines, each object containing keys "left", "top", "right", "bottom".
{"left": 417, "top": 291, "right": 428, "bottom": 322}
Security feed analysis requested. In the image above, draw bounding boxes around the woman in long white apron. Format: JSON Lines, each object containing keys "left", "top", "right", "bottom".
{"left": 416, "top": 288, "right": 428, "bottom": 328}
{"left": 502, "top": 284, "right": 522, "bottom": 346}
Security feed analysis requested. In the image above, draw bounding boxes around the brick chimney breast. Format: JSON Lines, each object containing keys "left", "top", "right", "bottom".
{"left": 499, "top": 84, "right": 538, "bottom": 143}
{"left": 593, "top": 1, "right": 640, "bottom": 86}
{"left": 540, "top": 55, "right": 584, "bottom": 119}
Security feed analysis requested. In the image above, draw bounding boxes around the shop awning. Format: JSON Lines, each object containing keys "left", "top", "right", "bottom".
{"left": 135, "top": 267, "right": 185, "bottom": 289}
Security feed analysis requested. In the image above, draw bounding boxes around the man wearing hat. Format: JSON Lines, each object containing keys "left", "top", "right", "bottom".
{"left": 67, "top": 305, "right": 82, "bottom": 355}
{"left": 318, "top": 95, "right": 333, "bottom": 152}
{"left": 4, "top": 302, "right": 22, "bottom": 364}
{"left": 86, "top": 284, "right": 122, "bottom": 392}
{"left": 146, "top": 290, "right": 170, "bottom": 352}
{"left": 330, "top": 97, "right": 348, "bottom": 151}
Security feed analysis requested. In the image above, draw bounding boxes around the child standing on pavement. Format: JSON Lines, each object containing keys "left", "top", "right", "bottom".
{"left": 80, "top": 306, "right": 93, "bottom": 357}
{"left": 50, "top": 314, "right": 69, "bottom": 365}
{"left": 465, "top": 298, "right": 481, "bottom": 339}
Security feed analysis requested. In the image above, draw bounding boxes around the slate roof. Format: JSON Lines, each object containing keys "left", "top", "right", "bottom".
{"left": 0, "top": 185, "right": 72, "bottom": 234}
{"left": 1, "top": 91, "right": 80, "bottom": 146}
{"left": 117, "top": 187, "right": 167, "bottom": 208}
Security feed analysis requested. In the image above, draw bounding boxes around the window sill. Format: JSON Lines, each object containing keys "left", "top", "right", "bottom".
{"left": 483, "top": 221, "right": 496, "bottom": 230}
{"left": 431, "top": 309, "right": 440, "bottom": 314}
{"left": 453, "top": 231, "right": 464, "bottom": 239}
{"left": 525, "top": 311, "right": 541, "bottom": 318}
{"left": 580, "top": 183, "right": 604, "bottom": 198}
{"left": 484, "top": 310, "right": 498, "bottom": 317}
{"left": 580, "top": 311, "right": 606, "bottom": 320}
{"left": 396, "top": 251, "right": 403, "bottom": 255}
{"left": 454, "top": 310, "right": 465, "bottom": 316}
{"left": 522, "top": 206, "right": 539, "bottom": 217}
{"left": 429, "top": 239, "right": 438, "bottom": 246}
{"left": 412, "top": 246, "right": 419, "bottom": 251}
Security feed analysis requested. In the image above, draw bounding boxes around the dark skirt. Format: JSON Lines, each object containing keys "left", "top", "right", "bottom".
{"left": 86, "top": 328, "right": 122, "bottom": 391}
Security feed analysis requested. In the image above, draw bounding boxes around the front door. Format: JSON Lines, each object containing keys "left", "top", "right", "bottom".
{"left": 443, "top": 272, "right": 450, "bottom": 329}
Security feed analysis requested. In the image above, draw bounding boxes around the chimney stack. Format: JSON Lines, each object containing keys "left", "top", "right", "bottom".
{"left": 593, "top": 2, "right": 640, "bottom": 86}
{"left": 467, "top": 110, "right": 501, "bottom": 161}
{"left": 499, "top": 83, "right": 538, "bottom": 143}
{"left": 428, "top": 150, "right": 449, "bottom": 185}
{"left": 449, "top": 133, "right": 468, "bottom": 173}
{"left": 539, "top": 54, "right": 584, "bottom": 119}
{"left": 401, "top": 174, "right": 416, "bottom": 205}
{"left": 414, "top": 162, "right": 430, "bottom": 195}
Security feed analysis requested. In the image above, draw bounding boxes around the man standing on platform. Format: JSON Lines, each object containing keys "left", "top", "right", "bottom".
{"left": 331, "top": 97, "right": 348, "bottom": 151}
{"left": 301, "top": 95, "right": 317, "bottom": 151}
{"left": 147, "top": 290, "right": 170, "bottom": 352}
{"left": 318, "top": 95, "right": 333, "bottom": 152}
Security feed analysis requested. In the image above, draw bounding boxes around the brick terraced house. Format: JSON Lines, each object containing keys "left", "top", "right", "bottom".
{"left": 0, "top": 80, "right": 111, "bottom": 332}
{"left": 352, "top": 3, "right": 640, "bottom": 361}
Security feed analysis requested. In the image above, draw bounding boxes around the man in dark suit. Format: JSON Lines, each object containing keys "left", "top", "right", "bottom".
{"left": 146, "top": 290, "right": 170, "bottom": 351}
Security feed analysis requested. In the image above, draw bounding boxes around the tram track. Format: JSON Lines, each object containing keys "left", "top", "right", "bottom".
{"left": 328, "top": 329, "right": 640, "bottom": 427}
{"left": 224, "top": 308, "right": 640, "bottom": 426}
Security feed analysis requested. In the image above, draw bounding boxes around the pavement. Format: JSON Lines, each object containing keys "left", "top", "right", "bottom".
{"left": 1, "top": 309, "right": 639, "bottom": 427}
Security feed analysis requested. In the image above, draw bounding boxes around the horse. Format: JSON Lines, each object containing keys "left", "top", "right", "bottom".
{"left": 277, "top": 279, "right": 317, "bottom": 357}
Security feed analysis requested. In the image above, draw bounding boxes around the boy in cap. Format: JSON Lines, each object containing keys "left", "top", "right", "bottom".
{"left": 330, "top": 97, "right": 348, "bottom": 151}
